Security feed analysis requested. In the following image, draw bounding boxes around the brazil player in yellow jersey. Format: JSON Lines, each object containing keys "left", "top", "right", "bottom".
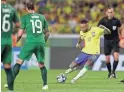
{"left": 64, "top": 19, "right": 111, "bottom": 83}
{"left": 12, "top": 3, "right": 50, "bottom": 90}
{"left": 1, "top": 0, "right": 20, "bottom": 91}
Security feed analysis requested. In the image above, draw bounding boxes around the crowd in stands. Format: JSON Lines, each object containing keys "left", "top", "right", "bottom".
{"left": 11, "top": 0, "right": 124, "bottom": 34}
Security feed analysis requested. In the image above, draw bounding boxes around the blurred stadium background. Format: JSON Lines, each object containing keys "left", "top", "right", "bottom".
{"left": 9, "top": 0, "right": 124, "bottom": 34}
{"left": 1, "top": 0, "right": 124, "bottom": 92}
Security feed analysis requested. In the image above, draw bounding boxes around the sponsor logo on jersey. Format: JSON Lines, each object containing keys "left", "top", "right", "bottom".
{"left": 31, "top": 16, "right": 39, "bottom": 18}
{"left": 113, "top": 26, "right": 116, "bottom": 30}
{"left": 2, "top": 8, "right": 11, "bottom": 13}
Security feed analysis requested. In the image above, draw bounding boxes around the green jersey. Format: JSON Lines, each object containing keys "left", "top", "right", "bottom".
{"left": 1, "top": 3, "right": 19, "bottom": 45}
{"left": 20, "top": 13, "right": 48, "bottom": 43}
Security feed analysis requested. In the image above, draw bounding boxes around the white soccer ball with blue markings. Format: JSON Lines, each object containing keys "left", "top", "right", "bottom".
{"left": 56, "top": 73, "right": 67, "bottom": 83}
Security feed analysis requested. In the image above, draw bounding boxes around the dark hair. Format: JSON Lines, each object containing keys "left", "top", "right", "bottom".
{"left": 106, "top": 6, "right": 114, "bottom": 11}
{"left": 26, "top": 3, "right": 34, "bottom": 10}
{"left": 80, "top": 19, "right": 88, "bottom": 24}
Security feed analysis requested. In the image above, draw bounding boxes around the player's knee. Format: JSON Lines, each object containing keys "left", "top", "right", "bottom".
{"left": 4, "top": 63, "right": 11, "bottom": 69}
{"left": 38, "top": 62, "right": 44, "bottom": 68}
{"left": 105, "top": 56, "right": 110, "bottom": 63}
{"left": 85, "top": 60, "right": 92, "bottom": 66}
{"left": 69, "top": 61, "right": 78, "bottom": 68}
{"left": 113, "top": 56, "right": 119, "bottom": 61}
{"left": 17, "top": 59, "right": 23, "bottom": 65}
{"left": 113, "top": 52, "right": 119, "bottom": 61}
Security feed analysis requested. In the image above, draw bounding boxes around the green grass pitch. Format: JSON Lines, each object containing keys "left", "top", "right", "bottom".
{"left": 1, "top": 70, "right": 124, "bottom": 92}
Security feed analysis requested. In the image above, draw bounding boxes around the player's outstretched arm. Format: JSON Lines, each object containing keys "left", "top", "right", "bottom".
{"left": 99, "top": 25, "right": 111, "bottom": 34}
{"left": 76, "top": 37, "right": 82, "bottom": 49}
{"left": 77, "top": 37, "right": 82, "bottom": 44}
{"left": 44, "top": 28, "right": 50, "bottom": 42}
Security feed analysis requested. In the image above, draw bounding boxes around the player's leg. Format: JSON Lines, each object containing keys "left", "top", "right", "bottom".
{"left": 35, "top": 43, "right": 48, "bottom": 90}
{"left": 38, "top": 62, "right": 48, "bottom": 90}
{"left": 65, "top": 61, "right": 77, "bottom": 74}
{"left": 1, "top": 45, "right": 14, "bottom": 91}
{"left": 112, "top": 39, "right": 120, "bottom": 78}
{"left": 65, "top": 52, "right": 89, "bottom": 74}
{"left": 105, "top": 55, "right": 112, "bottom": 78}
{"left": 13, "top": 59, "right": 23, "bottom": 79}
{"left": 71, "top": 63, "right": 89, "bottom": 83}
{"left": 104, "top": 40, "right": 112, "bottom": 78}
{"left": 13, "top": 43, "right": 33, "bottom": 79}
{"left": 112, "top": 52, "right": 119, "bottom": 78}
{"left": 71, "top": 54, "right": 100, "bottom": 83}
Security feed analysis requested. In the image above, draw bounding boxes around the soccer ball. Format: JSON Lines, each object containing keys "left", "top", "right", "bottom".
{"left": 56, "top": 73, "right": 67, "bottom": 83}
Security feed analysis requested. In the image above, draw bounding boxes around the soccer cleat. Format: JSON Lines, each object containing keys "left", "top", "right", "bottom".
{"left": 120, "top": 79, "right": 124, "bottom": 83}
{"left": 108, "top": 73, "right": 112, "bottom": 79}
{"left": 42, "top": 85, "right": 48, "bottom": 90}
{"left": 4, "top": 84, "right": 8, "bottom": 88}
{"left": 111, "top": 72, "right": 117, "bottom": 78}
{"left": 71, "top": 79, "right": 76, "bottom": 84}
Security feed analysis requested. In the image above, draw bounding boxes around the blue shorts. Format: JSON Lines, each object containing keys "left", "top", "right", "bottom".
{"left": 74, "top": 52, "right": 100, "bottom": 65}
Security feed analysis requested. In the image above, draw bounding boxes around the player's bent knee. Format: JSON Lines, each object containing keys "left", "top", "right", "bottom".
{"left": 69, "top": 61, "right": 78, "bottom": 68}
{"left": 113, "top": 52, "right": 119, "bottom": 61}
{"left": 113, "top": 55, "right": 119, "bottom": 61}
{"left": 105, "top": 56, "right": 110, "bottom": 63}
{"left": 114, "top": 57, "right": 119, "bottom": 61}
{"left": 38, "top": 62, "right": 44, "bottom": 68}
{"left": 16, "top": 59, "right": 23, "bottom": 65}
{"left": 85, "top": 60, "right": 92, "bottom": 66}
{"left": 4, "top": 63, "right": 11, "bottom": 69}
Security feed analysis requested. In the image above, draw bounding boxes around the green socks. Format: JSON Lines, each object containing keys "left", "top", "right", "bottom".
{"left": 13, "top": 63, "right": 21, "bottom": 79}
{"left": 5, "top": 68, "right": 14, "bottom": 90}
{"left": 40, "top": 66, "right": 47, "bottom": 86}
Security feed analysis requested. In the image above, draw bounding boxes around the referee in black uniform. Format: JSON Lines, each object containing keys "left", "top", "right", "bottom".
{"left": 98, "top": 7, "right": 121, "bottom": 78}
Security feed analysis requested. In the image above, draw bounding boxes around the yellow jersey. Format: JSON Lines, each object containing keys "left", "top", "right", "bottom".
{"left": 80, "top": 27, "right": 104, "bottom": 54}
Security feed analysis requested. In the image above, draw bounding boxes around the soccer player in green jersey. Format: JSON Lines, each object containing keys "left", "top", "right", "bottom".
{"left": 1, "top": 0, "right": 20, "bottom": 92}
{"left": 12, "top": 3, "right": 50, "bottom": 90}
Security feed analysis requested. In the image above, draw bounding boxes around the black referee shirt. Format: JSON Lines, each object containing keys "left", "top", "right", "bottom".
{"left": 98, "top": 17, "right": 121, "bottom": 40}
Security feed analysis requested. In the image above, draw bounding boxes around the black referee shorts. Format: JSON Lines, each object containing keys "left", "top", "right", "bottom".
{"left": 104, "top": 39, "right": 120, "bottom": 55}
